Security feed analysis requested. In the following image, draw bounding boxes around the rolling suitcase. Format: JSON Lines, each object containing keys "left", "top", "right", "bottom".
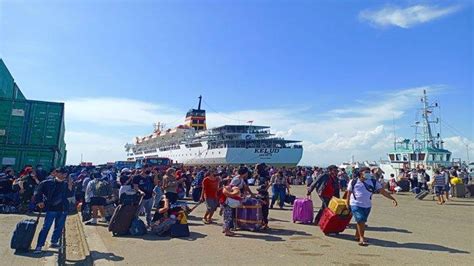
{"left": 319, "top": 208, "right": 352, "bottom": 235}
{"left": 292, "top": 198, "right": 314, "bottom": 224}
{"left": 11, "top": 212, "right": 41, "bottom": 252}
{"left": 236, "top": 198, "right": 262, "bottom": 231}
{"left": 108, "top": 204, "right": 139, "bottom": 236}
{"left": 415, "top": 190, "right": 429, "bottom": 200}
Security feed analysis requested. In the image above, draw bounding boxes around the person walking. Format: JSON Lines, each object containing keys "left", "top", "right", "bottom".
{"left": 307, "top": 165, "right": 340, "bottom": 225}
{"left": 200, "top": 171, "right": 220, "bottom": 224}
{"left": 346, "top": 167, "right": 398, "bottom": 246}
{"left": 269, "top": 171, "right": 290, "bottom": 209}
{"left": 33, "top": 168, "right": 73, "bottom": 254}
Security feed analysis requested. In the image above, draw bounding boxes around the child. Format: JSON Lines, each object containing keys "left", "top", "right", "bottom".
{"left": 433, "top": 170, "right": 446, "bottom": 205}
{"left": 389, "top": 174, "right": 397, "bottom": 194}
{"left": 256, "top": 184, "right": 269, "bottom": 230}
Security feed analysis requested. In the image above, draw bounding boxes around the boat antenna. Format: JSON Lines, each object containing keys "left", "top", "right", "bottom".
{"left": 198, "top": 95, "right": 202, "bottom": 110}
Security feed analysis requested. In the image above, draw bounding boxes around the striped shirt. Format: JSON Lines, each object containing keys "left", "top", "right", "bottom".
{"left": 434, "top": 175, "right": 446, "bottom": 187}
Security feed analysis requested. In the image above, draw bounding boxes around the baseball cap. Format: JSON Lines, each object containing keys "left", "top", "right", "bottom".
{"left": 121, "top": 168, "right": 131, "bottom": 174}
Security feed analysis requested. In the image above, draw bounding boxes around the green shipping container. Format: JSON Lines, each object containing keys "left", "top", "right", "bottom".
{"left": 0, "top": 146, "right": 65, "bottom": 172}
{"left": 0, "top": 59, "right": 14, "bottom": 99}
{"left": 0, "top": 99, "right": 65, "bottom": 147}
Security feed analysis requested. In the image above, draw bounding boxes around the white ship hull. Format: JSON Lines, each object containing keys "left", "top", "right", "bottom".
{"left": 128, "top": 143, "right": 303, "bottom": 166}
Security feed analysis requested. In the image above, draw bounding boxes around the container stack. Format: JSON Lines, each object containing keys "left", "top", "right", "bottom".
{"left": 0, "top": 59, "right": 66, "bottom": 172}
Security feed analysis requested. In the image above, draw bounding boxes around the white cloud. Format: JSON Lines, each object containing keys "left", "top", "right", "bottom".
{"left": 360, "top": 5, "right": 461, "bottom": 28}
{"left": 62, "top": 86, "right": 473, "bottom": 165}
{"left": 443, "top": 136, "right": 474, "bottom": 161}
{"left": 64, "top": 98, "right": 182, "bottom": 127}
{"left": 65, "top": 131, "right": 129, "bottom": 164}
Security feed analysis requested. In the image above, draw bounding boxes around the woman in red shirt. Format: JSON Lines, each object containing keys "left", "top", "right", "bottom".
{"left": 200, "top": 171, "right": 220, "bottom": 224}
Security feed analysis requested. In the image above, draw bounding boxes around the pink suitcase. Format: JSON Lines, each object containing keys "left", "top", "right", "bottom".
{"left": 292, "top": 198, "right": 314, "bottom": 224}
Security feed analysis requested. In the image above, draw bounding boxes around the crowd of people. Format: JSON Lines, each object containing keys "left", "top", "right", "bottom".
{"left": 1, "top": 163, "right": 472, "bottom": 252}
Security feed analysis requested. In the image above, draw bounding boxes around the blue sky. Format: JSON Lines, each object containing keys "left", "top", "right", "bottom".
{"left": 1, "top": 0, "right": 472, "bottom": 164}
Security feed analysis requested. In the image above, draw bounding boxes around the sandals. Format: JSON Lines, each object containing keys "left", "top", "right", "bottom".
{"left": 358, "top": 241, "right": 369, "bottom": 246}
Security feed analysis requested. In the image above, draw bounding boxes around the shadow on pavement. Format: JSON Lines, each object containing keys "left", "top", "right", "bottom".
{"left": 14, "top": 249, "right": 57, "bottom": 258}
{"left": 90, "top": 250, "right": 124, "bottom": 262}
{"left": 444, "top": 203, "right": 474, "bottom": 207}
{"left": 232, "top": 227, "right": 312, "bottom": 242}
{"left": 337, "top": 234, "right": 469, "bottom": 254}
{"left": 347, "top": 224, "right": 412, "bottom": 234}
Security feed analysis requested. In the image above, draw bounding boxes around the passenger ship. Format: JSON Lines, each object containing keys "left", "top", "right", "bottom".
{"left": 125, "top": 96, "right": 303, "bottom": 166}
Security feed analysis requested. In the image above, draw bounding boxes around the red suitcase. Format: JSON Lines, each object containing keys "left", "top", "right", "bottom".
{"left": 319, "top": 208, "right": 352, "bottom": 235}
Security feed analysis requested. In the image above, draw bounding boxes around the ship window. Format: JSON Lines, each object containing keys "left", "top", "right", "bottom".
{"left": 410, "top": 154, "right": 416, "bottom": 161}
{"left": 418, "top": 153, "right": 425, "bottom": 160}
{"left": 403, "top": 154, "right": 408, "bottom": 161}
{"left": 389, "top": 154, "right": 395, "bottom": 161}
{"left": 430, "top": 154, "right": 435, "bottom": 161}
{"left": 446, "top": 154, "right": 451, "bottom": 161}
{"left": 396, "top": 154, "right": 401, "bottom": 161}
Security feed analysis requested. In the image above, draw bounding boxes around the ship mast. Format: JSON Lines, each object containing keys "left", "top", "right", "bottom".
{"left": 420, "top": 89, "right": 439, "bottom": 149}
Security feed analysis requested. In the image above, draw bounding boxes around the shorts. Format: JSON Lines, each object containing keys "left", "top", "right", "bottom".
{"left": 350, "top": 206, "right": 371, "bottom": 223}
{"left": 435, "top": 186, "right": 445, "bottom": 196}
{"left": 205, "top": 198, "right": 218, "bottom": 212}
{"left": 444, "top": 184, "right": 451, "bottom": 192}
{"left": 90, "top": 196, "right": 106, "bottom": 206}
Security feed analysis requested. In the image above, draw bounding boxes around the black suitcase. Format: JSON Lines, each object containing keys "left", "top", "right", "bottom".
{"left": 11, "top": 212, "right": 41, "bottom": 252}
{"left": 170, "top": 223, "right": 190, "bottom": 238}
{"left": 398, "top": 180, "right": 410, "bottom": 192}
{"left": 415, "top": 190, "right": 429, "bottom": 200}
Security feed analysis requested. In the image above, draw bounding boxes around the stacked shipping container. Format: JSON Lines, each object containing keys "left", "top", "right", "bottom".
{"left": 0, "top": 59, "right": 66, "bottom": 172}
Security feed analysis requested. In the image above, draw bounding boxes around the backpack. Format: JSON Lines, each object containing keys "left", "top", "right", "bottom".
{"left": 95, "top": 180, "right": 111, "bottom": 197}
{"left": 350, "top": 178, "right": 378, "bottom": 200}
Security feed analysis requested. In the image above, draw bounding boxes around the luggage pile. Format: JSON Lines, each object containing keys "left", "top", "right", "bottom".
{"left": 451, "top": 184, "right": 466, "bottom": 198}
{"left": 319, "top": 197, "right": 351, "bottom": 235}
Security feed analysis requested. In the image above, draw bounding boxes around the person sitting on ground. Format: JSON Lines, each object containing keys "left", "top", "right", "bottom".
{"left": 85, "top": 171, "right": 112, "bottom": 225}
{"left": 346, "top": 167, "right": 398, "bottom": 246}
{"left": 151, "top": 194, "right": 175, "bottom": 236}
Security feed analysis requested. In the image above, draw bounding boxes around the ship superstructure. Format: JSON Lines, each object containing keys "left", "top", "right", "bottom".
{"left": 380, "top": 90, "right": 452, "bottom": 178}
{"left": 125, "top": 96, "right": 303, "bottom": 166}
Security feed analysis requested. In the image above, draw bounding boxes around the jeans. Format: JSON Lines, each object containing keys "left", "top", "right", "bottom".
{"left": 270, "top": 184, "right": 287, "bottom": 208}
{"left": 139, "top": 198, "right": 154, "bottom": 226}
{"left": 36, "top": 211, "right": 68, "bottom": 248}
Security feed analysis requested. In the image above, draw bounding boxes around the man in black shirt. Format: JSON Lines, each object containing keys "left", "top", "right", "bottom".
{"left": 133, "top": 169, "right": 154, "bottom": 227}
{"left": 33, "top": 168, "right": 73, "bottom": 254}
